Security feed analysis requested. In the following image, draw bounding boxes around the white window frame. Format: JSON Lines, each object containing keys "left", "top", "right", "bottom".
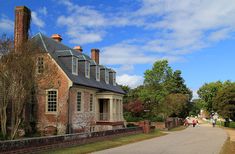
{"left": 46, "top": 89, "right": 58, "bottom": 114}
{"left": 105, "top": 69, "right": 109, "bottom": 84}
{"left": 37, "top": 57, "right": 44, "bottom": 74}
{"left": 96, "top": 66, "right": 100, "bottom": 81}
{"left": 77, "top": 91, "right": 83, "bottom": 112}
{"left": 85, "top": 61, "right": 90, "bottom": 78}
{"left": 113, "top": 72, "right": 116, "bottom": 86}
{"left": 72, "top": 56, "right": 78, "bottom": 75}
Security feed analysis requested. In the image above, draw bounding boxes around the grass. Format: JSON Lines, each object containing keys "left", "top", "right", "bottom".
{"left": 168, "top": 125, "right": 187, "bottom": 131}
{"left": 42, "top": 129, "right": 166, "bottom": 154}
{"left": 220, "top": 138, "right": 235, "bottom": 154}
{"left": 216, "top": 121, "right": 235, "bottom": 128}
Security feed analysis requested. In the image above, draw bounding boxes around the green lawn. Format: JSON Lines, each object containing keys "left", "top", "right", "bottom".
{"left": 42, "top": 130, "right": 166, "bottom": 154}
{"left": 216, "top": 121, "right": 235, "bottom": 128}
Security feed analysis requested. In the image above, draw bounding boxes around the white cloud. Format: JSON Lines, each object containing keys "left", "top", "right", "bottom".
{"left": 117, "top": 74, "right": 144, "bottom": 88}
{"left": 0, "top": 15, "right": 14, "bottom": 32}
{"left": 57, "top": 0, "right": 235, "bottom": 72}
{"left": 57, "top": 0, "right": 107, "bottom": 44}
{"left": 100, "top": 41, "right": 184, "bottom": 69}
{"left": 38, "top": 7, "right": 47, "bottom": 16}
{"left": 31, "top": 11, "right": 45, "bottom": 28}
{"left": 101, "top": 42, "right": 155, "bottom": 65}
{"left": 136, "top": 0, "right": 235, "bottom": 53}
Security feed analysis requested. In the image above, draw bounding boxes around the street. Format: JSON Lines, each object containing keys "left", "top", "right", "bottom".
{"left": 93, "top": 124, "right": 227, "bottom": 154}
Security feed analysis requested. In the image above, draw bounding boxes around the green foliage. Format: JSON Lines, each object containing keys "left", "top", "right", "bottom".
{"left": 189, "top": 99, "right": 206, "bottom": 116}
{"left": 213, "top": 83, "right": 235, "bottom": 121}
{"left": 141, "top": 60, "right": 192, "bottom": 119}
{"left": 123, "top": 60, "right": 192, "bottom": 121}
{"left": 197, "top": 80, "right": 235, "bottom": 121}
{"left": 163, "top": 93, "right": 189, "bottom": 118}
{"left": 197, "top": 81, "right": 223, "bottom": 112}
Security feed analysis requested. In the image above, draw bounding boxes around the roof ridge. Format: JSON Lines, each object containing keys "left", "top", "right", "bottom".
{"left": 38, "top": 33, "right": 48, "bottom": 52}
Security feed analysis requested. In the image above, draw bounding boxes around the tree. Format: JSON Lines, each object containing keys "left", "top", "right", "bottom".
{"left": 166, "top": 70, "right": 192, "bottom": 99}
{"left": 0, "top": 64, "right": 11, "bottom": 139}
{"left": 189, "top": 99, "right": 206, "bottom": 116}
{"left": 197, "top": 81, "right": 223, "bottom": 112}
{"left": 123, "top": 99, "right": 145, "bottom": 122}
{"left": 0, "top": 34, "right": 13, "bottom": 139}
{"left": 140, "top": 60, "right": 192, "bottom": 119}
{"left": 0, "top": 41, "right": 38, "bottom": 139}
{"left": 213, "top": 83, "right": 235, "bottom": 121}
{"left": 163, "top": 93, "right": 189, "bottom": 118}
{"left": 140, "top": 60, "right": 172, "bottom": 115}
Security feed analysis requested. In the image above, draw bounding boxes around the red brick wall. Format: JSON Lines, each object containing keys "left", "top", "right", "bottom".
{"left": 36, "top": 53, "right": 70, "bottom": 135}
{"left": 0, "top": 127, "right": 143, "bottom": 154}
{"left": 14, "top": 6, "right": 31, "bottom": 51}
{"left": 91, "top": 49, "right": 99, "bottom": 64}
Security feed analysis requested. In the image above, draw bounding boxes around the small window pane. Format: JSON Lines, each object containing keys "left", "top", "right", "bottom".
{"left": 90, "top": 94, "right": 93, "bottom": 111}
{"left": 85, "top": 61, "right": 90, "bottom": 78}
{"left": 72, "top": 57, "right": 78, "bottom": 75}
{"left": 37, "top": 57, "right": 44, "bottom": 74}
{"left": 105, "top": 69, "right": 109, "bottom": 84}
{"left": 47, "top": 90, "right": 57, "bottom": 112}
{"left": 77, "top": 92, "right": 81, "bottom": 112}
{"left": 96, "top": 66, "right": 100, "bottom": 81}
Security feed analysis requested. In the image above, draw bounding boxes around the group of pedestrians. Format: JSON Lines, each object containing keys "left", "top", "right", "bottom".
{"left": 184, "top": 113, "right": 218, "bottom": 128}
{"left": 184, "top": 117, "right": 199, "bottom": 127}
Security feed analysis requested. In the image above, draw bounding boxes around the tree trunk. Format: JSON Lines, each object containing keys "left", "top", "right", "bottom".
{"left": 0, "top": 106, "right": 7, "bottom": 139}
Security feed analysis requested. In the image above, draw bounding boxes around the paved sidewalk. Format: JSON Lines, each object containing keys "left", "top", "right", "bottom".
{"left": 93, "top": 124, "right": 227, "bottom": 154}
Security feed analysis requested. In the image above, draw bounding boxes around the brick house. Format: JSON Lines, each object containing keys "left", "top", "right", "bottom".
{"left": 14, "top": 6, "right": 125, "bottom": 135}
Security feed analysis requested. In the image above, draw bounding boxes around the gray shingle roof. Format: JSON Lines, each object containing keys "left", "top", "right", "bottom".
{"left": 31, "top": 33, "right": 125, "bottom": 94}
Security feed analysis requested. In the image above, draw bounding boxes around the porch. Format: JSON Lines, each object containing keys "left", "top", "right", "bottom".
{"left": 95, "top": 93, "right": 124, "bottom": 126}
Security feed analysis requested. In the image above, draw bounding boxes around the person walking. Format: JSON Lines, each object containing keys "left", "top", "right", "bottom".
{"left": 192, "top": 119, "right": 196, "bottom": 127}
{"left": 212, "top": 118, "right": 216, "bottom": 127}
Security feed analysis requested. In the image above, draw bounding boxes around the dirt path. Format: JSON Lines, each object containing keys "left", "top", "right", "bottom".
{"left": 93, "top": 124, "right": 227, "bottom": 154}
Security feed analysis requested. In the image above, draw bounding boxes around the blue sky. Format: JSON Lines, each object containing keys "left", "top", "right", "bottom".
{"left": 1, "top": 0, "right": 235, "bottom": 98}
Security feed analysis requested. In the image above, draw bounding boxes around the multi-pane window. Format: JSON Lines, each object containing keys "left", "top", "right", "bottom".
{"left": 105, "top": 69, "right": 109, "bottom": 84}
{"left": 37, "top": 57, "right": 44, "bottom": 74}
{"left": 72, "top": 57, "right": 78, "bottom": 75}
{"left": 113, "top": 72, "right": 116, "bottom": 86}
{"left": 85, "top": 61, "right": 90, "bottom": 78}
{"left": 96, "top": 66, "right": 100, "bottom": 81}
{"left": 77, "top": 92, "right": 81, "bottom": 112}
{"left": 47, "top": 90, "right": 57, "bottom": 112}
{"left": 90, "top": 94, "right": 93, "bottom": 111}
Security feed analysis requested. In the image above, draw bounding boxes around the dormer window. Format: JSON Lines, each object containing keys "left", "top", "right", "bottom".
{"left": 72, "top": 56, "right": 78, "bottom": 75}
{"left": 85, "top": 61, "right": 90, "bottom": 78}
{"left": 96, "top": 66, "right": 100, "bottom": 81}
{"left": 105, "top": 69, "right": 109, "bottom": 84}
{"left": 113, "top": 72, "right": 116, "bottom": 86}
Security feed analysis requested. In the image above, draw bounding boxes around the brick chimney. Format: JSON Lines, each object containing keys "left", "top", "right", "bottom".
{"left": 14, "top": 6, "right": 31, "bottom": 51}
{"left": 51, "top": 34, "right": 62, "bottom": 42}
{"left": 73, "top": 46, "right": 83, "bottom": 53}
{"left": 91, "top": 48, "right": 100, "bottom": 64}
